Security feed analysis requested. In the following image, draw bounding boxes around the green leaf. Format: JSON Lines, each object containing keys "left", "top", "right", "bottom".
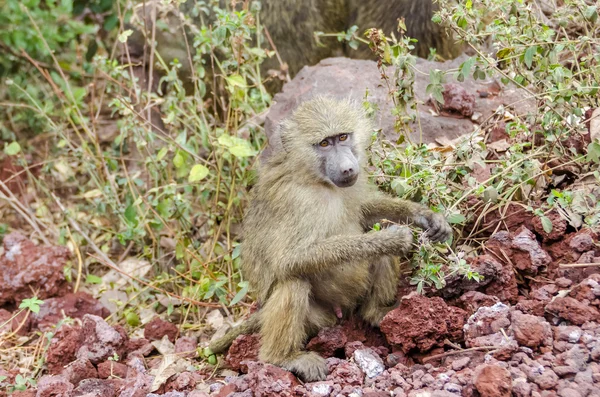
{"left": 118, "top": 29, "right": 133, "bottom": 43}
{"left": 447, "top": 213, "right": 466, "bottom": 224}
{"left": 217, "top": 135, "right": 257, "bottom": 158}
{"left": 227, "top": 74, "right": 246, "bottom": 88}
{"left": 587, "top": 141, "right": 600, "bottom": 163}
{"left": 4, "top": 142, "right": 21, "bottom": 156}
{"left": 19, "top": 297, "right": 44, "bottom": 314}
{"left": 540, "top": 216, "right": 553, "bottom": 234}
{"left": 229, "top": 281, "right": 249, "bottom": 306}
{"left": 524, "top": 45, "right": 537, "bottom": 69}
{"left": 189, "top": 164, "right": 209, "bottom": 182}
{"left": 124, "top": 205, "right": 138, "bottom": 226}
{"left": 86, "top": 274, "right": 103, "bottom": 284}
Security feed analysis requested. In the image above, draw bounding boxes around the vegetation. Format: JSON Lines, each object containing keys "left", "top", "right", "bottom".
{"left": 0, "top": 0, "right": 598, "bottom": 382}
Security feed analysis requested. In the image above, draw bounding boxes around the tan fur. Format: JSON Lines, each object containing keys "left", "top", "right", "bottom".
{"left": 210, "top": 96, "right": 452, "bottom": 381}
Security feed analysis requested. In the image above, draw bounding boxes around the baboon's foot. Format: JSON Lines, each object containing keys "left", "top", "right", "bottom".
{"left": 360, "top": 303, "right": 398, "bottom": 327}
{"left": 283, "top": 352, "right": 328, "bottom": 382}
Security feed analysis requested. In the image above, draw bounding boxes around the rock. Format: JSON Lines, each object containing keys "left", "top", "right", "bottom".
{"left": 488, "top": 227, "right": 551, "bottom": 275}
{"left": 97, "top": 361, "right": 128, "bottom": 379}
{"left": 353, "top": 348, "right": 385, "bottom": 379}
{"left": 554, "top": 326, "right": 582, "bottom": 344}
{"left": 510, "top": 310, "right": 553, "bottom": 349}
{"left": 380, "top": 293, "right": 466, "bottom": 353}
{"left": 528, "top": 365, "right": 559, "bottom": 390}
{"left": 127, "top": 338, "right": 154, "bottom": 357}
{"left": 36, "top": 375, "right": 74, "bottom": 397}
{"left": 0, "top": 308, "right": 31, "bottom": 335}
{"left": 440, "top": 83, "right": 476, "bottom": 117}
{"left": 307, "top": 326, "right": 348, "bottom": 358}
{"left": 226, "top": 334, "right": 260, "bottom": 372}
{"left": 451, "top": 357, "right": 471, "bottom": 371}
{"left": 174, "top": 336, "right": 198, "bottom": 359}
{"left": 569, "top": 275, "right": 600, "bottom": 302}
{"left": 473, "top": 365, "right": 512, "bottom": 397}
{"left": 0, "top": 233, "right": 71, "bottom": 306}
{"left": 31, "top": 292, "right": 110, "bottom": 331}
{"left": 512, "top": 379, "right": 532, "bottom": 397}
{"left": 464, "top": 303, "right": 510, "bottom": 343}
{"left": 62, "top": 357, "right": 98, "bottom": 386}
{"left": 117, "top": 370, "right": 153, "bottom": 397}
{"left": 326, "top": 358, "right": 363, "bottom": 386}
{"left": 76, "top": 314, "right": 127, "bottom": 364}
{"left": 144, "top": 317, "right": 179, "bottom": 342}
{"left": 568, "top": 232, "right": 595, "bottom": 253}
{"left": 556, "top": 345, "right": 590, "bottom": 372}
{"left": 516, "top": 299, "right": 546, "bottom": 317}
{"left": 438, "top": 257, "right": 501, "bottom": 299}
{"left": 262, "top": 56, "right": 535, "bottom": 161}
{"left": 456, "top": 291, "right": 499, "bottom": 315}
{"left": 72, "top": 378, "right": 117, "bottom": 397}
{"left": 242, "top": 361, "right": 300, "bottom": 396}
{"left": 532, "top": 212, "right": 568, "bottom": 242}
{"left": 546, "top": 297, "right": 600, "bottom": 325}
{"left": 46, "top": 325, "right": 84, "bottom": 374}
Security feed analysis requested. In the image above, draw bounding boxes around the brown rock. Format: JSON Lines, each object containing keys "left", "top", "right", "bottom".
{"left": 569, "top": 275, "right": 600, "bottom": 302}
{"left": 77, "top": 314, "right": 127, "bottom": 364}
{"left": 473, "top": 365, "right": 512, "bottom": 397}
{"left": 532, "top": 212, "right": 567, "bottom": 242}
{"left": 510, "top": 310, "right": 552, "bottom": 349}
{"left": 380, "top": 293, "right": 466, "bottom": 353}
{"left": 568, "top": 232, "right": 595, "bottom": 253}
{"left": 438, "top": 256, "right": 501, "bottom": 299}
{"left": 144, "top": 317, "right": 179, "bottom": 342}
{"left": 489, "top": 227, "right": 552, "bottom": 274}
{"left": 97, "top": 361, "right": 128, "bottom": 379}
{"left": 326, "top": 357, "right": 363, "bottom": 386}
{"left": 307, "top": 326, "right": 348, "bottom": 358}
{"left": 46, "top": 325, "right": 84, "bottom": 374}
{"left": 515, "top": 299, "right": 546, "bottom": 317}
{"left": 174, "top": 336, "right": 198, "bottom": 359}
{"left": 0, "top": 233, "right": 71, "bottom": 306}
{"left": 73, "top": 378, "right": 117, "bottom": 397}
{"left": 441, "top": 83, "right": 476, "bottom": 117}
{"left": 126, "top": 338, "right": 154, "bottom": 357}
{"left": 456, "top": 291, "right": 499, "bottom": 315}
{"left": 226, "top": 334, "right": 261, "bottom": 372}
{"left": 36, "top": 375, "right": 74, "bottom": 397}
{"left": 242, "top": 361, "right": 300, "bottom": 396}
{"left": 62, "top": 357, "right": 98, "bottom": 386}
{"left": 0, "top": 308, "right": 31, "bottom": 335}
{"left": 263, "top": 57, "right": 535, "bottom": 161}
{"left": 31, "top": 292, "right": 110, "bottom": 331}
{"left": 545, "top": 297, "right": 600, "bottom": 325}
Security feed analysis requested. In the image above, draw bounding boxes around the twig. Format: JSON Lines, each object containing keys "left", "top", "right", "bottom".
{"left": 422, "top": 346, "right": 501, "bottom": 363}
{"left": 559, "top": 263, "right": 600, "bottom": 268}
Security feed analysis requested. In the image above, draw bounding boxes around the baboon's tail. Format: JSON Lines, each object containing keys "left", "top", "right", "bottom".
{"left": 208, "top": 313, "right": 260, "bottom": 354}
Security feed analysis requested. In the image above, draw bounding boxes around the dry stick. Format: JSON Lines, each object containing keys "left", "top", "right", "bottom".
{"left": 422, "top": 346, "right": 501, "bottom": 363}
{"left": 559, "top": 263, "right": 600, "bottom": 268}
{"left": 0, "top": 181, "right": 50, "bottom": 246}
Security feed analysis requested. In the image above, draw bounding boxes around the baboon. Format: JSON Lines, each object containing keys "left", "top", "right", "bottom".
{"left": 209, "top": 96, "right": 452, "bottom": 382}
{"left": 126, "top": 0, "right": 462, "bottom": 90}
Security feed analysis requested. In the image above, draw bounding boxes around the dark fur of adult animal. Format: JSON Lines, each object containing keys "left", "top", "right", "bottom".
{"left": 208, "top": 96, "right": 452, "bottom": 382}
{"left": 126, "top": 0, "right": 462, "bottom": 92}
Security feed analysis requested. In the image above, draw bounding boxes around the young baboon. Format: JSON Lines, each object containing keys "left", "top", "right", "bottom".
{"left": 210, "top": 96, "right": 452, "bottom": 382}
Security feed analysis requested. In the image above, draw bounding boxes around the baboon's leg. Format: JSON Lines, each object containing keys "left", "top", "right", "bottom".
{"left": 259, "top": 279, "right": 328, "bottom": 382}
{"left": 359, "top": 256, "right": 401, "bottom": 326}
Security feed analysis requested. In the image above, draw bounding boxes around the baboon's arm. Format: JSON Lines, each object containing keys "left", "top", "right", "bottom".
{"left": 284, "top": 227, "right": 412, "bottom": 276}
{"left": 360, "top": 194, "right": 452, "bottom": 242}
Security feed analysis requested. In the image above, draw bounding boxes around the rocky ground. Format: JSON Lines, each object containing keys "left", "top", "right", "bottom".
{"left": 1, "top": 207, "right": 600, "bottom": 397}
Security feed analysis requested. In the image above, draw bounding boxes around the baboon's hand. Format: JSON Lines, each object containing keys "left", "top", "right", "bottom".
{"left": 386, "top": 224, "right": 414, "bottom": 254}
{"left": 415, "top": 210, "right": 452, "bottom": 243}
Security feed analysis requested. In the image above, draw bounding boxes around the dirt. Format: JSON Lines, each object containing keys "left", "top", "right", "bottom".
{"left": 2, "top": 206, "right": 600, "bottom": 396}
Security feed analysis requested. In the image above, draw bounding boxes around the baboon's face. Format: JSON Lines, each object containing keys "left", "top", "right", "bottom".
{"left": 314, "top": 133, "right": 359, "bottom": 188}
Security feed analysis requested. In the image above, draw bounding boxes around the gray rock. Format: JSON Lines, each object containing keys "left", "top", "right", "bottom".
{"left": 263, "top": 56, "right": 535, "bottom": 161}
{"left": 353, "top": 348, "right": 385, "bottom": 379}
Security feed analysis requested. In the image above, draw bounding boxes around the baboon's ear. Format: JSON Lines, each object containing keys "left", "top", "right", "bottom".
{"left": 271, "top": 124, "right": 289, "bottom": 154}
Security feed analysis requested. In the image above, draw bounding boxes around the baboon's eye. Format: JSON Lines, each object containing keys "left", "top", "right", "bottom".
{"left": 339, "top": 134, "right": 348, "bottom": 141}
{"left": 319, "top": 140, "right": 329, "bottom": 147}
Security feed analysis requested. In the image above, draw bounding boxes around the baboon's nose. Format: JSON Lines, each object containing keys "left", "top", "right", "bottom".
{"left": 342, "top": 166, "right": 354, "bottom": 175}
